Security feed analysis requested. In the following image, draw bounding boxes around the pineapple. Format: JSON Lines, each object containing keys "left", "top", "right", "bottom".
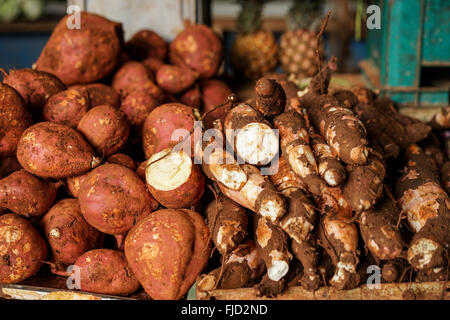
{"left": 280, "top": 0, "right": 324, "bottom": 78}
{"left": 231, "top": 0, "right": 278, "bottom": 80}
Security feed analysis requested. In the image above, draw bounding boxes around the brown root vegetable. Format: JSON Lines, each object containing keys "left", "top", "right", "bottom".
{"left": 309, "top": 126, "right": 346, "bottom": 187}
{"left": 170, "top": 24, "right": 223, "bottom": 79}
{"left": 440, "top": 161, "right": 450, "bottom": 194}
{"left": 1, "top": 68, "right": 66, "bottom": 110}
{"left": 66, "top": 172, "right": 89, "bottom": 198}
{"left": 78, "top": 163, "right": 158, "bottom": 236}
{"left": 156, "top": 64, "right": 197, "bottom": 94}
{"left": 200, "top": 79, "right": 233, "bottom": 129}
{"left": 219, "top": 164, "right": 286, "bottom": 223}
{"left": 255, "top": 78, "right": 286, "bottom": 117}
{"left": 142, "top": 57, "right": 164, "bottom": 74}
{"left": 0, "top": 214, "right": 47, "bottom": 283}
{"left": 17, "top": 122, "right": 100, "bottom": 178}
{"left": 180, "top": 85, "right": 202, "bottom": 109}
{"left": 395, "top": 144, "right": 448, "bottom": 232}
{"left": 35, "top": 12, "right": 123, "bottom": 85}
{"left": 77, "top": 105, "right": 130, "bottom": 157}
{"left": 142, "top": 103, "right": 196, "bottom": 158}
{"left": 0, "top": 156, "right": 22, "bottom": 178}
{"left": 269, "top": 157, "right": 320, "bottom": 290}
{"left": 196, "top": 240, "right": 265, "bottom": 291}
{"left": 112, "top": 61, "right": 163, "bottom": 102}
{"left": 206, "top": 194, "right": 248, "bottom": 255}
{"left": 342, "top": 154, "right": 386, "bottom": 213}
{"left": 253, "top": 215, "right": 291, "bottom": 281}
{"left": 359, "top": 197, "right": 403, "bottom": 261}
{"left": 124, "top": 209, "right": 211, "bottom": 300}
{"left": 0, "top": 83, "right": 32, "bottom": 157}
{"left": 255, "top": 274, "right": 287, "bottom": 298}
{"left": 42, "top": 88, "right": 91, "bottom": 128}
{"left": 120, "top": 91, "right": 160, "bottom": 131}
{"left": 0, "top": 169, "right": 60, "bottom": 217}
{"left": 264, "top": 73, "right": 300, "bottom": 112}
{"left": 125, "top": 29, "right": 168, "bottom": 61}
{"left": 106, "top": 153, "right": 136, "bottom": 170}
{"left": 70, "top": 83, "right": 121, "bottom": 108}
{"left": 274, "top": 109, "right": 325, "bottom": 195}
{"left": 145, "top": 149, "right": 205, "bottom": 208}
{"left": 73, "top": 249, "right": 140, "bottom": 296}
{"left": 430, "top": 106, "right": 450, "bottom": 130}
{"left": 41, "top": 199, "right": 103, "bottom": 265}
{"left": 224, "top": 103, "right": 279, "bottom": 166}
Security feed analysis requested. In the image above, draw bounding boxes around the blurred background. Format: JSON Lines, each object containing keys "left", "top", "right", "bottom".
{"left": 0, "top": 0, "right": 448, "bottom": 115}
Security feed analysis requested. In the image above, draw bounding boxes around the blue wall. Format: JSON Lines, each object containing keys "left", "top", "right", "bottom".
{"left": 0, "top": 34, "right": 50, "bottom": 70}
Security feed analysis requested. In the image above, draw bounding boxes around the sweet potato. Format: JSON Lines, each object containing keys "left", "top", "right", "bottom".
{"left": 120, "top": 91, "right": 159, "bottom": 131}
{"left": 73, "top": 249, "right": 140, "bottom": 296}
{"left": 124, "top": 209, "right": 211, "bottom": 300}
{"left": 35, "top": 12, "right": 123, "bottom": 85}
{"left": 200, "top": 79, "right": 233, "bottom": 129}
{"left": 77, "top": 105, "right": 130, "bottom": 157}
{"left": 142, "top": 57, "right": 164, "bottom": 74}
{"left": 78, "top": 163, "right": 158, "bottom": 236}
{"left": 0, "top": 83, "right": 32, "bottom": 157}
{"left": 0, "top": 214, "right": 47, "bottom": 283}
{"left": 0, "top": 169, "right": 60, "bottom": 217}
{"left": 196, "top": 240, "right": 265, "bottom": 291}
{"left": 224, "top": 103, "right": 279, "bottom": 166}
{"left": 170, "top": 24, "right": 223, "bottom": 79}
{"left": 112, "top": 61, "right": 163, "bottom": 102}
{"left": 41, "top": 199, "right": 103, "bottom": 265}
{"left": 156, "top": 64, "right": 197, "bottom": 94}
{"left": 106, "top": 153, "right": 136, "bottom": 170}
{"left": 142, "top": 103, "right": 196, "bottom": 158}
{"left": 17, "top": 122, "right": 100, "bottom": 178}
{"left": 180, "top": 85, "right": 202, "bottom": 109}
{"left": 1, "top": 68, "right": 66, "bottom": 110}
{"left": 0, "top": 156, "right": 22, "bottom": 178}
{"left": 66, "top": 172, "right": 89, "bottom": 198}
{"left": 125, "top": 29, "right": 168, "bottom": 61}
{"left": 206, "top": 194, "right": 248, "bottom": 255}
{"left": 70, "top": 83, "right": 120, "bottom": 108}
{"left": 42, "top": 88, "right": 91, "bottom": 128}
{"left": 145, "top": 149, "right": 205, "bottom": 208}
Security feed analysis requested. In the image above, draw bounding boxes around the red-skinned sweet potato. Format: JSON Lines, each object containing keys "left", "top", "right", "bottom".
{"left": 0, "top": 214, "right": 47, "bottom": 283}
{"left": 70, "top": 83, "right": 121, "bottom": 108}
{"left": 17, "top": 122, "right": 100, "bottom": 178}
{"left": 170, "top": 24, "right": 223, "bottom": 79}
{"left": 42, "top": 88, "right": 91, "bottom": 128}
{"left": 0, "top": 169, "right": 61, "bottom": 217}
{"left": 78, "top": 163, "right": 158, "bottom": 236}
{"left": 124, "top": 208, "right": 210, "bottom": 300}
{"left": 66, "top": 172, "right": 89, "bottom": 198}
{"left": 0, "top": 157, "right": 22, "bottom": 178}
{"left": 200, "top": 79, "right": 232, "bottom": 129}
{"left": 125, "top": 29, "right": 168, "bottom": 61}
{"left": 77, "top": 105, "right": 130, "bottom": 157}
{"left": 41, "top": 199, "right": 103, "bottom": 265}
{"left": 1, "top": 68, "right": 66, "bottom": 110}
{"left": 180, "top": 85, "right": 202, "bottom": 109}
{"left": 120, "top": 91, "right": 160, "bottom": 131}
{"left": 35, "top": 12, "right": 123, "bottom": 85}
{"left": 106, "top": 153, "right": 136, "bottom": 170}
{"left": 0, "top": 83, "right": 33, "bottom": 157}
{"left": 156, "top": 64, "right": 197, "bottom": 94}
{"left": 142, "top": 57, "right": 164, "bottom": 75}
{"left": 145, "top": 149, "right": 205, "bottom": 208}
{"left": 142, "top": 103, "right": 197, "bottom": 158}
{"left": 112, "top": 61, "right": 164, "bottom": 102}
{"left": 73, "top": 249, "right": 140, "bottom": 296}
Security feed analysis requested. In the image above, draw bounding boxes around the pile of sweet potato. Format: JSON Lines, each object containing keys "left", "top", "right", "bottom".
{"left": 0, "top": 11, "right": 448, "bottom": 301}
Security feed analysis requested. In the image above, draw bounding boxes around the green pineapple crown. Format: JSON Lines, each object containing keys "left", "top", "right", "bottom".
{"left": 236, "top": 0, "right": 267, "bottom": 35}
{"left": 287, "top": 0, "right": 324, "bottom": 31}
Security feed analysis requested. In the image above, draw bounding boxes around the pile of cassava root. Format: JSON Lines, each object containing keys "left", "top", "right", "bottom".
{"left": 0, "top": 12, "right": 449, "bottom": 300}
